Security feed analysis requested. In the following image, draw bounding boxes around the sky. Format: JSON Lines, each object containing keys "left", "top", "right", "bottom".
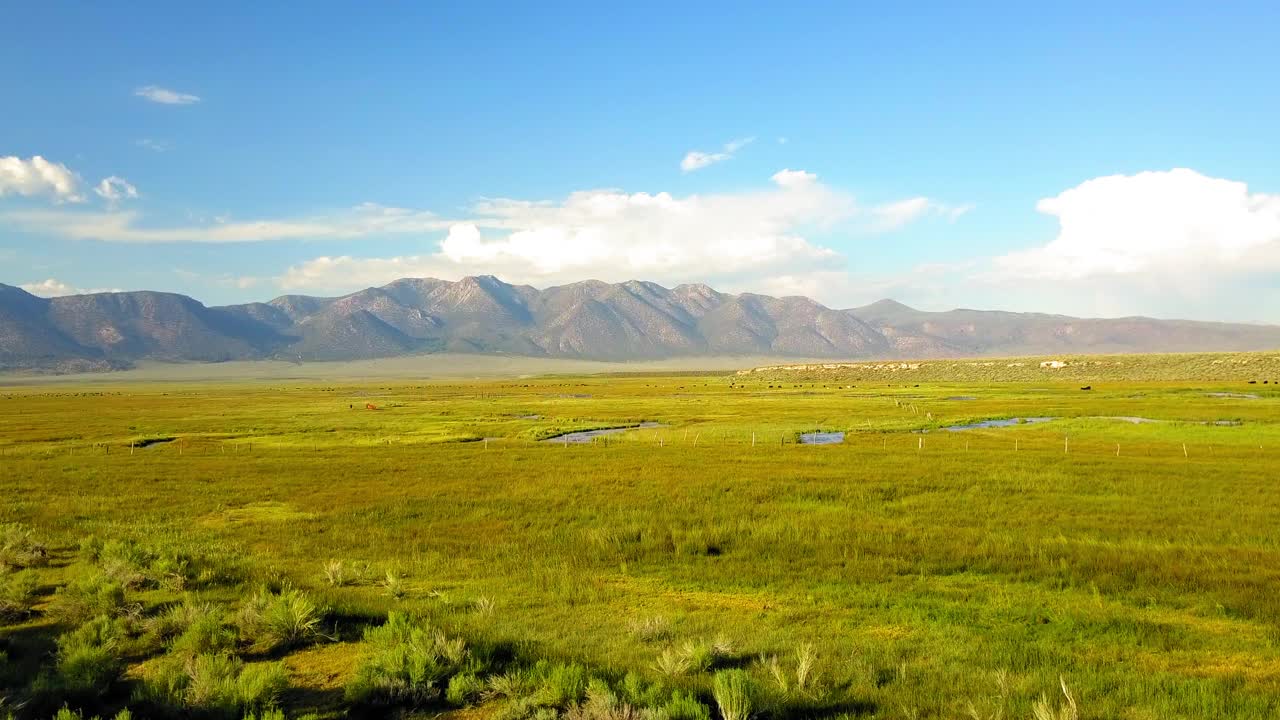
{"left": 3, "top": 2, "right": 1279, "bottom": 322}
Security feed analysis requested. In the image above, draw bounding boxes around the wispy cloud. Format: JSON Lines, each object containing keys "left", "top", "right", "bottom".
{"left": 680, "top": 136, "right": 756, "bottom": 173}
{"left": 135, "top": 138, "right": 172, "bottom": 152}
{"left": 134, "top": 85, "right": 201, "bottom": 105}
{"left": 870, "top": 198, "right": 973, "bottom": 231}
{"left": 3, "top": 203, "right": 451, "bottom": 244}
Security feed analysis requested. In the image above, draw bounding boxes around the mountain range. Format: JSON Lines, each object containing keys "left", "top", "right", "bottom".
{"left": 2, "top": 276, "right": 1278, "bottom": 373}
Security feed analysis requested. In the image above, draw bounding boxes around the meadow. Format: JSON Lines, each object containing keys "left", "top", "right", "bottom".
{"left": 2, "top": 353, "right": 1279, "bottom": 719}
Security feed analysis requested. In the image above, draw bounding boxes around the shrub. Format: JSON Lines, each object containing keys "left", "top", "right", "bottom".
{"left": 48, "top": 709, "right": 133, "bottom": 720}
{"left": 169, "top": 608, "right": 237, "bottom": 658}
{"left": 0, "top": 570, "right": 39, "bottom": 621}
{"left": 54, "top": 615, "right": 125, "bottom": 696}
{"left": 0, "top": 523, "right": 48, "bottom": 570}
{"left": 49, "top": 574, "right": 127, "bottom": 625}
{"left": 712, "top": 670, "right": 755, "bottom": 720}
{"left": 345, "top": 612, "right": 472, "bottom": 705}
{"left": 530, "top": 662, "right": 589, "bottom": 707}
{"left": 241, "top": 710, "right": 287, "bottom": 720}
{"left": 446, "top": 671, "right": 487, "bottom": 706}
{"left": 145, "top": 598, "right": 220, "bottom": 647}
{"left": 187, "top": 654, "right": 287, "bottom": 710}
{"left": 237, "top": 582, "right": 324, "bottom": 652}
{"left": 565, "top": 680, "right": 658, "bottom": 720}
{"left": 137, "top": 653, "right": 287, "bottom": 715}
{"left": 663, "top": 691, "right": 710, "bottom": 720}
{"left": 96, "top": 540, "right": 153, "bottom": 589}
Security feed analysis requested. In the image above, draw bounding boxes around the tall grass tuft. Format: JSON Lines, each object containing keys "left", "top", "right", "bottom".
{"left": 1032, "top": 676, "right": 1079, "bottom": 720}
{"left": 627, "top": 616, "right": 672, "bottom": 643}
{"left": 138, "top": 653, "right": 287, "bottom": 714}
{"left": 712, "top": 670, "right": 755, "bottom": 720}
{"left": 345, "top": 611, "right": 473, "bottom": 705}
{"left": 322, "top": 559, "right": 350, "bottom": 587}
{"left": 381, "top": 569, "right": 407, "bottom": 600}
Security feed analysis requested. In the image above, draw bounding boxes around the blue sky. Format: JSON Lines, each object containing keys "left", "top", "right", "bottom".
{"left": 3, "top": 2, "right": 1279, "bottom": 321}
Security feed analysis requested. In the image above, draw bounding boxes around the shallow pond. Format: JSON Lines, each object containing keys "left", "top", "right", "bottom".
{"left": 937, "top": 417, "right": 1057, "bottom": 432}
{"left": 543, "top": 421, "right": 662, "bottom": 444}
{"left": 799, "top": 431, "right": 845, "bottom": 445}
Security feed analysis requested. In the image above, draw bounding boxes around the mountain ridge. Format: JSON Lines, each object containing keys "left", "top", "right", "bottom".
{"left": 1, "top": 276, "right": 1278, "bottom": 373}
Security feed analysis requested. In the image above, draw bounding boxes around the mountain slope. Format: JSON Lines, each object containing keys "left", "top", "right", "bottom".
{"left": 846, "top": 300, "right": 1280, "bottom": 356}
{"left": 1, "top": 279, "right": 1278, "bottom": 373}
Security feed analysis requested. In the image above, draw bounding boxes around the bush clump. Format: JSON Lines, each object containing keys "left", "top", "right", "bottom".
{"left": 49, "top": 573, "right": 127, "bottom": 625}
{"left": 713, "top": 670, "right": 756, "bottom": 720}
{"left": 237, "top": 582, "right": 324, "bottom": 653}
{"left": 0, "top": 569, "right": 39, "bottom": 621}
{"left": 345, "top": 611, "right": 474, "bottom": 706}
{"left": 0, "top": 523, "right": 49, "bottom": 571}
{"left": 135, "top": 653, "right": 287, "bottom": 715}
{"left": 49, "top": 615, "right": 127, "bottom": 697}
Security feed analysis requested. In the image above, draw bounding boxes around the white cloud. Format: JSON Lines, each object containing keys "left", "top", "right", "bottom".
{"left": 94, "top": 176, "right": 139, "bottom": 202}
{"left": 680, "top": 137, "right": 755, "bottom": 172}
{"left": 770, "top": 169, "right": 817, "bottom": 188}
{"left": 135, "top": 85, "right": 201, "bottom": 105}
{"left": 280, "top": 171, "right": 874, "bottom": 291}
{"left": 995, "top": 169, "right": 1280, "bottom": 280}
{"left": 135, "top": 138, "right": 172, "bottom": 152}
{"left": 0, "top": 155, "right": 84, "bottom": 202}
{"left": 871, "top": 197, "right": 973, "bottom": 230}
{"left": 3, "top": 203, "right": 451, "bottom": 243}
{"left": 19, "top": 278, "right": 120, "bottom": 297}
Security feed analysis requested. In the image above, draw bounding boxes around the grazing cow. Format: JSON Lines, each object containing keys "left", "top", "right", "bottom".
{"left": 1080, "top": 386, "right": 1092, "bottom": 391}
{"left": 366, "top": 403, "right": 378, "bottom": 410}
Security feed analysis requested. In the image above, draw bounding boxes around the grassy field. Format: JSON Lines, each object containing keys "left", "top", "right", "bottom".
{"left": 2, "top": 352, "right": 1279, "bottom": 719}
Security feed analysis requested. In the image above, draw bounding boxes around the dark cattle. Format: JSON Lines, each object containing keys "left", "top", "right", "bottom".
{"left": 1080, "top": 386, "right": 1092, "bottom": 391}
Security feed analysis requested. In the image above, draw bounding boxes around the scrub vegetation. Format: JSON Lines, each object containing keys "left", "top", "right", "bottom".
{"left": 2, "top": 351, "right": 1278, "bottom": 718}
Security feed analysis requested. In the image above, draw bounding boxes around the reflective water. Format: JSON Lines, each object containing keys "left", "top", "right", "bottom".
{"left": 544, "top": 421, "right": 663, "bottom": 444}
{"left": 799, "top": 431, "right": 845, "bottom": 445}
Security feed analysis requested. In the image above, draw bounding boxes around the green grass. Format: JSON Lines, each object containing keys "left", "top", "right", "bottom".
{"left": 1, "top": 351, "right": 1279, "bottom": 718}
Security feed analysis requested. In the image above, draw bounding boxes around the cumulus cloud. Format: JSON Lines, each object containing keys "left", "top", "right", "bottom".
{"left": 680, "top": 137, "right": 755, "bottom": 172}
{"left": 135, "top": 85, "right": 201, "bottom": 105}
{"left": 995, "top": 168, "right": 1280, "bottom": 280}
{"left": 281, "top": 172, "right": 856, "bottom": 290}
{"left": 0, "top": 155, "right": 84, "bottom": 202}
{"left": 275, "top": 173, "right": 964, "bottom": 294}
{"left": 19, "top": 278, "right": 120, "bottom": 297}
{"left": 94, "top": 176, "right": 139, "bottom": 203}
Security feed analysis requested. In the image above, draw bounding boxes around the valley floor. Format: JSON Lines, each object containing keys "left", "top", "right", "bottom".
{"left": 1, "top": 368, "right": 1278, "bottom": 718}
